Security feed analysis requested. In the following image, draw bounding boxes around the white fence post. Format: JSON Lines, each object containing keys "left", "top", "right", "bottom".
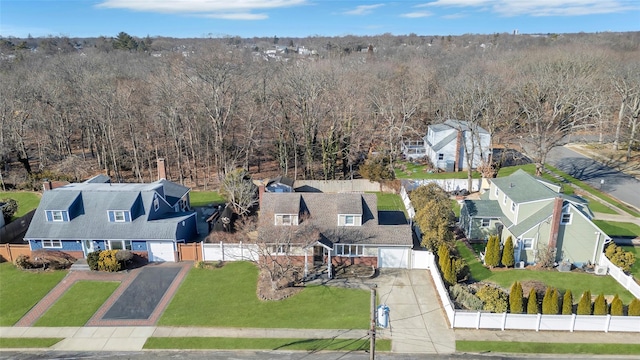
{"left": 220, "top": 241, "right": 224, "bottom": 261}
{"left": 536, "top": 313, "right": 541, "bottom": 332}
{"left": 570, "top": 314, "right": 576, "bottom": 332}
{"left": 476, "top": 312, "right": 481, "bottom": 329}
{"left": 501, "top": 312, "right": 507, "bottom": 331}
{"left": 605, "top": 315, "right": 611, "bottom": 333}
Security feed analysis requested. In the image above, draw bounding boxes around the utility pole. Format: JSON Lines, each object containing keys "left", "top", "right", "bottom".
{"left": 370, "top": 284, "right": 376, "bottom": 360}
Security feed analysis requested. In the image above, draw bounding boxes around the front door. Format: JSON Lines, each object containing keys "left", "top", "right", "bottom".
{"left": 83, "top": 240, "right": 95, "bottom": 257}
{"left": 313, "top": 246, "right": 324, "bottom": 265}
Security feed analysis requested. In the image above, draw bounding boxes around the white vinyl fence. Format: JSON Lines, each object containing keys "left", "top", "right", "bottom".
{"left": 202, "top": 242, "right": 258, "bottom": 262}
{"left": 404, "top": 178, "right": 481, "bottom": 192}
{"left": 425, "top": 250, "right": 640, "bottom": 333}
{"left": 598, "top": 255, "right": 640, "bottom": 299}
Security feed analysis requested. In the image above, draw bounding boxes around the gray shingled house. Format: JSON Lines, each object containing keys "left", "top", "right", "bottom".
{"left": 403, "top": 119, "right": 491, "bottom": 171}
{"left": 460, "top": 169, "right": 610, "bottom": 267}
{"left": 24, "top": 175, "right": 198, "bottom": 262}
{"left": 258, "top": 192, "right": 413, "bottom": 278}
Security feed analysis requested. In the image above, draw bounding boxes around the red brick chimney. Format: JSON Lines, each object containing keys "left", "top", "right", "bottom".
{"left": 157, "top": 158, "right": 167, "bottom": 180}
{"left": 548, "top": 197, "right": 564, "bottom": 253}
{"left": 258, "top": 184, "right": 265, "bottom": 207}
{"left": 43, "top": 180, "right": 52, "bottom": 192}
{"left": 455, "top": 130, "right": 463, "bottom": 172}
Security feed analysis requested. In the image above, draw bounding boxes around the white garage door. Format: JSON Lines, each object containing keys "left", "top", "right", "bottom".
{"left": 148, "top": 241, "right": 176, "bottom": 262}
{"left": 378, "top": 247, "right": 409, "bottom": 268}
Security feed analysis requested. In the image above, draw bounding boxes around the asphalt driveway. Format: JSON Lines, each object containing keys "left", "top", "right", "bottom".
{"left": 102, "top": 266, "right": 182, "bottom": 320}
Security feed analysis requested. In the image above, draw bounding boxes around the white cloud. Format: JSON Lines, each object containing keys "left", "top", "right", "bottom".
{"left": 421, "top": 0, "right": 638, "bottom": 16}
{"left": 202, "top": 13, "right": 269, "bottom": 20}
{"left": 97, "top": 0, "right": 307, "bottom": 20}
{"left": 343, "top": 4, "right": 385, "bottom": 15}
{"left": 400, "top": 11, "right": 433, "bottom": 18}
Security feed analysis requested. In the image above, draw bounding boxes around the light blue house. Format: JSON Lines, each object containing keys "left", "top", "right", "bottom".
{"left": 24, "top": 175, "right": 198, "bottom": 262}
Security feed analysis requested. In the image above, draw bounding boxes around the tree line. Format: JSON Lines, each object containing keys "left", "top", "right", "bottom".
{"left": 1, "top": 32, "right": 638, "bottom": 190}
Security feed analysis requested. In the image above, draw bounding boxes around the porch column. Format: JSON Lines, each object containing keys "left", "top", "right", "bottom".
{"left": 327, "top": 250, "right": 332, "bottom": 278}
{"left": 304, "top": 249, "right": 308, "bottom": 278}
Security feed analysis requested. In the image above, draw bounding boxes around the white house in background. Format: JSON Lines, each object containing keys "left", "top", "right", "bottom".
{"left": 403, "top": 119, "right": 491, "bottom": 171}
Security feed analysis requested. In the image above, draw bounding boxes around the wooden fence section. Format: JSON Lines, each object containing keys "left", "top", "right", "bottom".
{"left": 177, "top": 243, "right": 202, "bottom": 262}
{"left": 0, "top": 243, "right": 31, "bottom": 263}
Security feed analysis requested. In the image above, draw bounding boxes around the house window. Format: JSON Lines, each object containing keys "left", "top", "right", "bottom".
{"left": 282, "top": 214, "right": 292, "bottom": 225}
{"left": 42, "top": 240, "right": 62, "bottom": 248}
{"left": 51, "top": 211, "right": 64, "bottom": 222}
{"left": 271, "top": 244, "right": 290, "bottom": 254}
{"left": 561, "top": 213, "right": 572, "bottom": 225}
{"left": 345, "top": 215, "right": 355, "bottom": 226}
{"left": 523, "top": 238, "right": 534, "bottom": 250}
{"left": 114, "top": 211, "right": 125, "bottom": 222}
{"left": 153, "top": 198, "right": 159, "bottom": 211}
{"left": 511, "top": 201, "right": 516, "bottom": 213}
{"left": 503, "top": 194, "right": 507, "bottom": 205}
{"left": 481, "top": 218, "right": 491, "bottom": 227}
{"left": 438, "top": 153, "right": 444, "bottom": 160}
{"left": 335, "top": 244, "right": 364, "bottom": 257}
{"left": 494, "top": 187, "right": 499, "bottom": 197}
{"left": 109, "top": 240, "right": 132, "bottom": 250}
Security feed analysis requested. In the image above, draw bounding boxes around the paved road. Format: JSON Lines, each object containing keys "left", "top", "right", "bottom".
{"left": 547, "top": 146, "right": 640, "bottom": 211}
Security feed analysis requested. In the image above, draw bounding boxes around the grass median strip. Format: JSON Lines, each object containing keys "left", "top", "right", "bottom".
{"left": 0, "top": 338, "right": 63, "bottom": 348}
{"left": 34, "top": 281, "right": 119, "bottom": 326}
{"left": 144, "top": 337, "right": 391, "bottom": 351}
{"left": 457, "top": 341, "right": 640, "bottom": 355}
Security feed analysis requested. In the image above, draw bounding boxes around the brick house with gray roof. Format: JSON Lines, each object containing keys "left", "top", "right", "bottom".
{"left": 258, "top": 192, "right": 413, "bottom": 278}
{"left": 460, "top": 169, "right": 610, "bottom": 267}
{"left": 24, "top": 175, "right": 198, "bottom": 262}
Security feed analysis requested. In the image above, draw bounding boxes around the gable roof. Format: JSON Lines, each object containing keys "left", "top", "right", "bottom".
{"left": 25, "top": 180, "right": 194, "bottom": 241}
{"left": 508, "top": 202, "right": 554, "bottom": 237}
{"left": 491, "top": 169, "right": 559, "bottom": 203}
{"left": 260, "top": 192, "right": 411, "bottom": 246}
{"left": 430, "top": 119, "right": 489, "bottom": 134}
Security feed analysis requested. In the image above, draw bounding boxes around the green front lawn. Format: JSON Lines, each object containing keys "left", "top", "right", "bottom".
{"left": 0, "top": 263, "right": 67, "bottom": 326}
{"left": 144, "top": 337, "right": 391, "bottom": 351}
{"left": 456, "top": 242, "right": 635, "bottom": 303}
{"left": 190, "top": 191, "right": 225, "bottom": 207}
{"left": 0, "top": 338, "right": 63, "bottom": 348}
{"left": 159, "top": 261, "right": 369, "bottom": 328}
{"left": 586, "top": 196, "right": 618, "bottom": 214}
{"left": 0, "top": 191, "right": 41, "bottom": 220}
{"left": 593, "top": 220, "right": 640, "bottom": 238}
{"left": 34, "top": 281, "right": 119, "bottom": 327}
{"left": 457, "top": 341, "right": 640, "bottom": 355}
{"left": 394, "top": 161, "right": 481, "bottom": 180}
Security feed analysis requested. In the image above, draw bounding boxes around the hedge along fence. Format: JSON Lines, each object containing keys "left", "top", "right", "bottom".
{"left": 424, "top": 250, "right": 640, "bottom": 333}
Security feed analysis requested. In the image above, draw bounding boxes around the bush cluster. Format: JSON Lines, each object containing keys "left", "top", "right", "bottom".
{"left": 87, "top": 249, "right": 134, "bottom": 272}
{"left": 605, "top": 243, "right": 636, "bottom": 273}
{"left": 437, "top": 243, "right": 468, "bottom": 286}
{"left": 449, "top": 284, "right": 483, "bottom": 310}
{"left": 476, "top": 284, "right": 508, "bottom": 313}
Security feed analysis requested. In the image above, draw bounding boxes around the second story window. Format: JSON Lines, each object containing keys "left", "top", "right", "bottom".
{"left": 114, "top": 211, "right": 125, "bottom": 222}
{"left": 51, "top": 211, "right": 63, "bottom": 222}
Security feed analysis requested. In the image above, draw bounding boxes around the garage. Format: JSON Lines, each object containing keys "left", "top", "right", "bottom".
{"left": 378, "top": 247, "right": 409, "bottom": 268}
{"left": 148, "top": 241, "right": 176, "bottom": 262}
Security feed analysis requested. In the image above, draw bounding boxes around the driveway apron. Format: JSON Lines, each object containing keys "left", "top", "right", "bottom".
{"left": 376, "top": 269, "right": 455, "bottom": 354}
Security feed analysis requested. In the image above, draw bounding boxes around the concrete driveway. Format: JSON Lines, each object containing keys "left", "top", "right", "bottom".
{"left": 375, "top": 269, "right": 455, "bottom": 354}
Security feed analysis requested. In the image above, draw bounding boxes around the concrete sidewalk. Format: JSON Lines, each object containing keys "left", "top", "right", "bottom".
{"left": 0, "top": 326, "right": 371, "bottom": 351}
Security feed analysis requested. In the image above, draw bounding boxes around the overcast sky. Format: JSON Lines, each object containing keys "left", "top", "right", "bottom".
{"left": 1, "top": 0, "right": 639, "bottom": 38}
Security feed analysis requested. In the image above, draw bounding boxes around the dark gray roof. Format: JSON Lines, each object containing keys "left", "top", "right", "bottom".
{"left": 84, "top": 174, "right": 111, "bottom": 184}
{"left": 157, "top": 179, "right": 190, "bottom": 206}
{"left": 462, "top": 200, "right": 504, "bottom": 218}
{"left": 260, "top": 192, "right": 411, "bottom": 246}
{"left": 25, "top": 180, "right": 195, "bottom": 241}
{"left": 491, "top": 169, "right": 559, "bottom": 204}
